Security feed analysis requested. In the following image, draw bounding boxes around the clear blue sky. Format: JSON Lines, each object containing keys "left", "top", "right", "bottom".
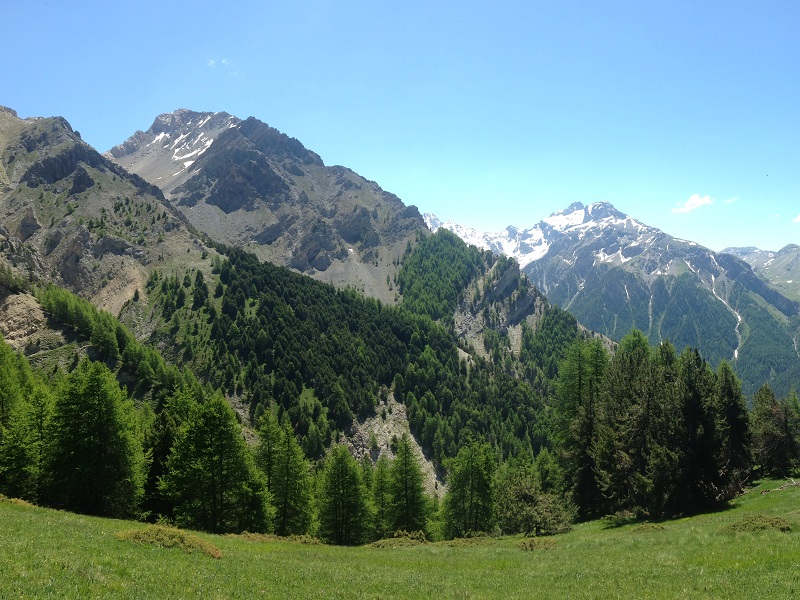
{"left": 5, "top": 0, "right": 798, "bottom": 252}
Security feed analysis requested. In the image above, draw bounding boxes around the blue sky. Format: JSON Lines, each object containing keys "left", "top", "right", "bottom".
{"left": 5, "top": 0, "right": 798, "bottom": 252}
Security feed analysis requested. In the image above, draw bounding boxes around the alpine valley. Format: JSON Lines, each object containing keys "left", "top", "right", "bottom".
{"left": 1, "top": 105, "right": 800, "bottom": 561}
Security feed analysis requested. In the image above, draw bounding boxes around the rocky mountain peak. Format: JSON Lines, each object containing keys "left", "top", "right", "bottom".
{"left": 105, "top": 109, "right": 240, "bottom": 194}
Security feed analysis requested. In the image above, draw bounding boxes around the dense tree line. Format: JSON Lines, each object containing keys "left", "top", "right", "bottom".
{"left": 552, "top": 330, "right": 796, "bottom": 519}
{"left": 37, "top": 284, "right": 200, "bottom": 404}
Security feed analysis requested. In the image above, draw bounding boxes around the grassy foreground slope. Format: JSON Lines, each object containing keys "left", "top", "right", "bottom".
{"left": 2, "top": 480, "right": 799, "bottom": 599}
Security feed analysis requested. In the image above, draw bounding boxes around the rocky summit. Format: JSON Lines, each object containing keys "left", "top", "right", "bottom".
{"left": 108, "top": 111, "right": 427, "bottom": 303}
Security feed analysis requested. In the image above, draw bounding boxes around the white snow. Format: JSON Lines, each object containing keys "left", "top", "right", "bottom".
{"left": 170, "top": 132, "right": 189, "bottom": 149}
{"left": 148, "top": 131, "right": 168, "bottom": 146}
{"left": 543, "top": 207, "right": 585, "bottom": 230}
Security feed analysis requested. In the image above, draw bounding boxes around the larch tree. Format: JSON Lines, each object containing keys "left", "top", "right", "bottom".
{"left": 161, "top": 394, "right": 272, "bottom": 533}
{"left": 388, "top": 433, "right": 428, "bottom": 534}
{"left": 317, "top": 445, "right": 369, "bottom": 545}
{"left": 43, "top": 358, "right": 144, "bottom": 518}
{"left": 442, "top": 442, "right": 495, "bottom": 538}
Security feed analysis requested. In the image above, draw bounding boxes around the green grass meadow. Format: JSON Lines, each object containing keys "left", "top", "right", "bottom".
{"left": 2, "top": 480, "right": 799, "bottom": 599}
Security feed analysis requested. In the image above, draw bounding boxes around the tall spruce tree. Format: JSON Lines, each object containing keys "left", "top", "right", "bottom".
{"left": 672, "top": 348, "right": 717, "bottom": 512}
{"left": 713, "top": 360, "right": 751, "bottom": 499}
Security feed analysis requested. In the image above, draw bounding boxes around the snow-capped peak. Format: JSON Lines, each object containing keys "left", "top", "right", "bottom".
{"left": 106, "top": 109, "right": 241, "bottom": 194}
{"left": 427, "top": 201, "right": 663, "bottom": 270}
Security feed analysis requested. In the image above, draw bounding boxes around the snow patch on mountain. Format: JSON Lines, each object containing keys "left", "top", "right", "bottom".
{"left": 425, "top": 201, "right": 660, "bottom": 270}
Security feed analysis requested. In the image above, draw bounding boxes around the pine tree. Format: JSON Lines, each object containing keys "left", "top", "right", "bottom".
{"left": 388, "top": 433, "right": 428, "bottom": 534}
{"left": 43, "top": 358, "right": 144, "bottom": 517}
{"left": 161, "top": 394, "right": 272, "bottom": 533}
{"left": 317, "top": 445, "right": 369, "bottom": 545}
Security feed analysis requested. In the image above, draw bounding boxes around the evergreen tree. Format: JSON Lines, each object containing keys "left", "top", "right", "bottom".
{"left": 594, "top": 330, "right": 651, "bottom": 515}
{"left": 272, "top": 422, "right": 313, "bottom": 536}
{"left": 672, "top": 348, "right": 717, "bottom": 512}
{"left": 751, "top": 385, "right": 800, "bottom": 476}
{"left": 0, "top": 339, "right": 27, "bottom": 427}
{"left": 0, "top": 382, "right": 53, "bottom": 503}
{"left": 317, "top": 445, "right": 369, "bottom": 545}
{"left": 372, "top": 454, "right": 392, "bottom": 540}
{"left": 442, "top": 442, "right": 495, "bottom": 538}
{"left": 713, "top": 360, "right": 751, "bottom": 499}
{"left": 388, "top": 434, "right": 428, "bottom": 534}
{"left": 43, "top": 358, "right": 144, "bottom": 517}
{"left": 161, "top": 394, "right": 272, "bottom": 533}
{"left": 255, "top": 410, "right": 283, "bottom": 493}
{"left": 141, "top": 385, "right": 197, "bottom": 520}
{"left": 556, "top": 338, "right": 607, "bottom": 518}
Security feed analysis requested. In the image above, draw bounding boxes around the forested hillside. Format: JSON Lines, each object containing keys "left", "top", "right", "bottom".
{"left": 144, "top": 246, "right": 550, "bottom": 466}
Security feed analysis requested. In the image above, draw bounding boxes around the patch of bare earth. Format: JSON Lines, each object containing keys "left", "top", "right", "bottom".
{"left": 0, "top": 291, "right": 63, "bottom": 352}
{"left": 341, "top": 393, "right": 446, "bottom": 499}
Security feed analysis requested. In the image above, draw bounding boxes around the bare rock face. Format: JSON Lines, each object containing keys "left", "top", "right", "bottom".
{"left": 58, "top": 226, "right": 91, "bottom": 286}
{"left": 69, "top": 165, "right": 95, "bottom": 195}
{"left": 108, "top": 111, "right": 429, "bottom": 302}
{"left": 15, "top": 207, "right": 40, "bottom": 241}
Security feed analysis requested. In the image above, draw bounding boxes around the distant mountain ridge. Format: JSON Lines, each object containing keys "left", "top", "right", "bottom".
{"left": 724, "top": 244, "right": 800, "bottom": 302}
{"left": 427, "top": 202, "right": 800, "bottom": 396}
{"left": 109, "top": 110, "right": 427, "bottom": 302}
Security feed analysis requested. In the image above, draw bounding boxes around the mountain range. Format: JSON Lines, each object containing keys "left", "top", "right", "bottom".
{"left": 1, "top": 104, "right": 798, "bottom": 397}
{"left": 426, "top": 203, "right": 800, "bottom": 395}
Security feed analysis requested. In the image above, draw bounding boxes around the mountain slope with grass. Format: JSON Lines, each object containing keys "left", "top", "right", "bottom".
{"left": 2, "top": 478, "right": 798, "bottom": 599}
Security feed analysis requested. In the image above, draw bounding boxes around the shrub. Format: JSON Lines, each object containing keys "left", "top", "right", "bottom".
{"left": 115, "top": 525, "right": 222, "bottom": 558}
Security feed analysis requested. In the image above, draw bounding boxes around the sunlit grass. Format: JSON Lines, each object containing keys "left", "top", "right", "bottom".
{"left": 1, "top": 480, "right": 799, "bottom": 598}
